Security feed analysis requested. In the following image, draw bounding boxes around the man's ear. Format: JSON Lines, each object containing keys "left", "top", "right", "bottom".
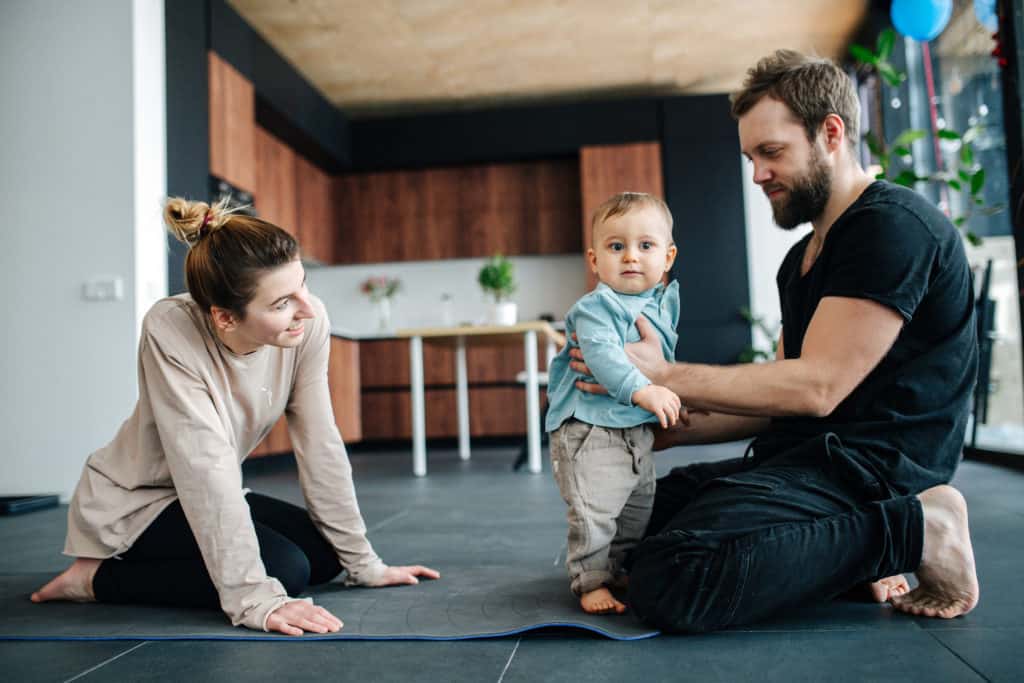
{"left": 822, "top": 113, "right": 846, "bottom": 153}
{"left": 209, "top": 305, "right": 239, "bottom": 332}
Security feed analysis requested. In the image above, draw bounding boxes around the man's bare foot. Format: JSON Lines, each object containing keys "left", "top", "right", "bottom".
{"left": 580, "top": 587, "right": 626, "bottom": 615}
{"left": 30, "top": 559, "right": 101, "bottom": 603}
{"left": 869, "top": 574, "right": 910, "bottom": 603}
{"left": 891, "top": 485, "right": 979, "bottom": 619}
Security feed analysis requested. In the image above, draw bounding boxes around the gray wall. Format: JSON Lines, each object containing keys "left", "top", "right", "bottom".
{"left": 0, "top": 0, "right": 165, "bottom": 499}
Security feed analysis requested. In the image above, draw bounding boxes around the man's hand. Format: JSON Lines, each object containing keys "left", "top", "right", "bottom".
{"left": 632, "top": 385, "right": 682, "bottom": 428}
{"left": 365, "top": 565, "right": 441, "bottom": 587}
{"left": 266, "top": 600, "right": 343, "bottom": 636}
{"left": 624, "top": 316, "right": 672, "bottom": 384}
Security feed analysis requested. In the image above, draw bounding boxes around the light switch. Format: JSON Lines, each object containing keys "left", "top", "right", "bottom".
{"left": 82, "top": 276, "right": 125, "bottom": 302}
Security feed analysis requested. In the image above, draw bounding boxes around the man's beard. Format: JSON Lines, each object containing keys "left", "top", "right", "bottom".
{"left": 768, "top": 146, "right": 833, "bottom": 230}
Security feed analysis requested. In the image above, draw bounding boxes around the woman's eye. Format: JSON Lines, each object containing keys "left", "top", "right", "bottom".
{"left": 275, "top": 299, "right": 290, "bottom": 311}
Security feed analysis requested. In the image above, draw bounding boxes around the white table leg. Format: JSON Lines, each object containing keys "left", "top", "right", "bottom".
{"left": 455, "top": 336, "right": 470, "bottom": 461}
{"left": 409, "top": 335, "right": 426, "bottom": 477}
{"left": 524, "top": 330, "right": 541, "bottom": 473}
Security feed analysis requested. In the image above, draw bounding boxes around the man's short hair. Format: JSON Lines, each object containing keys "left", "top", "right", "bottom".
{"left": 591, "top": 192, "right": 674, "bottom": 244}
{"left": 730, "top": 49, "right": 860, "bottom": 150}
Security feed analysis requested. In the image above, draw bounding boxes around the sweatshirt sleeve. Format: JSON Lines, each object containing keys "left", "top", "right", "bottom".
{"left": 140, "top": 326, "right": 303, "bottom": 632}
{"left": 285, "top": 303, "right": 387, "bottom": 586}
{"left": 572, "top": 295, "right": 651, "bottom": 406}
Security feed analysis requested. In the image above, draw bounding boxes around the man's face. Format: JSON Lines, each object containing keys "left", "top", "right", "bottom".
{"left": 738, "top": 97, "right": 833, "bottom": 230}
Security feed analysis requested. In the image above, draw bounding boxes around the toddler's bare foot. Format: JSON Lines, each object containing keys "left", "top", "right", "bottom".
{"left": 31, "top": 559, "right": 100, "bottom": 603}
{"left": 869, "top": 574, "right": 910, "bottom": 603}
{"left": 890, "top": 485, "right": 979, "bottom": 619}
{"left": 580, "top": 587, "right": 626, "bottom": 615}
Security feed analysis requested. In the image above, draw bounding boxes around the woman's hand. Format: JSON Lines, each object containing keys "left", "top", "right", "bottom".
{"left": 266, "top": 600, "right": 343, "bottom": 636}
{"left": 367, "top": 565, "right": 441, "bottom": 586}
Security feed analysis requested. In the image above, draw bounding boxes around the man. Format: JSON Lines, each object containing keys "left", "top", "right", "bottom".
{"left": 572, "top": 50, "right": 980, "bottom": 632}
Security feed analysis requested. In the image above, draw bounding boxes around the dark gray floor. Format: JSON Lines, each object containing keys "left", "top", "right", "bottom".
{"left": 2, "top": 442, "right": 1021, "bottom": 682}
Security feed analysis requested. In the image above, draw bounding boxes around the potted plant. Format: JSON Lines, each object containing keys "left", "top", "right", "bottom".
{"left": 478, "top": 254, "right": 518, "bottom": 325}
{"left": 360, "top": 275, "right": 401, "bottom": 331}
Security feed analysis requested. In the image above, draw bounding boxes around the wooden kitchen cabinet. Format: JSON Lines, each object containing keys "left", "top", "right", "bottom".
{"left": 249, "top": 336, "right": 363, "bottom": 457}
{"left": 253, "top": 125, "right": 299, "bottom": 235}
{"left": 295, "top": 154, "right": 335, "bottom": 264}
{"left": 333, "top": 159, "right": 581, "bottom": 264}
{"left": 579, "top": 142, "right": 664, "bottom": 289}
{"left": 208, "top": 51, "right": 256, "bottom": 193}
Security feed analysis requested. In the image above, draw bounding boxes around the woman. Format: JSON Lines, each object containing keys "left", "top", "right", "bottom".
{"left": 31, "top": 198, "right": 438, "bottom": 635}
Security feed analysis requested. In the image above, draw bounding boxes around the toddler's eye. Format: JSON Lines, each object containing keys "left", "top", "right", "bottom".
{"left": 610, "top": 243, "right": 624, "bottom": 252}
{"left": 641, "top": 241, "right": 654, "bottom": 250}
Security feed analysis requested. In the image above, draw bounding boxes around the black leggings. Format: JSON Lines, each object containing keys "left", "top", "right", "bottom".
{"left": 92, "top": 493, "right": 341, "bottom": 608}
{"left": 626, "top": 442, "right": 925, "bottom": 633}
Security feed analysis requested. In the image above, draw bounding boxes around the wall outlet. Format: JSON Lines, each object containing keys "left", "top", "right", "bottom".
{"left": 82, "top": 276, "right": 125, "bottom": 302}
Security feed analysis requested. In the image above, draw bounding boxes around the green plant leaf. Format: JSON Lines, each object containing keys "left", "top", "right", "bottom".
{"left": 958, "top": 169, "right": 972, "bottom": 183}
{"left": 892, "top": 170, "right": 920, "bottom": 187}
{"left": 971, "top": 168, "right": 986, "bottom": 194}
{"left": 946, "top": 179, "right": 961, "bottom": 191}
{"left": 875, "top": 172, "right": 888, "bottom": 180}
{"left": 953, "top": 216, "right": 967, "bottom": 227}
{"left": 967, "top": 232, "right": 983, "bottom": 246}
{"left": 892, "top": 145, "right": 912, "bottom": 159}
{"left": 936, "top": 129, "right": 961, "bottom": 141}
{"left": 876, "top": 27, "right": 895, "bottom": 60}
{"left": 893, "top": 129, "right": 927, "bottom": 148}
{"left": 849, "top": 43, "right": 877, "bottom": 65}
{"left": 961, "top": 145, "right": 974, "bottom": 166}
{"left": 877, "top": 62, "right": 906, "bottom": 87}
{"left": 864, "top": 131, "right": 884, "bottom": 156}
{"left": 962, "top": 127, "right": 980, "bottom": 145}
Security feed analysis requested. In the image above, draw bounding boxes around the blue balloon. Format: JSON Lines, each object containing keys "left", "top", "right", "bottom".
{"left": 974, "top": 0, "right": 998, "bottom": 32}
{"left": 891, "top": 0, "right": 953, "bottom": 41}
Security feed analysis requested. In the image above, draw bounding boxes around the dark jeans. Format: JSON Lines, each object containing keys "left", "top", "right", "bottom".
{"left": 93, "top": 493, "right": 341, "bottom": 608}
{"left": 626, "top": 441, "right": 925, "bottom": 632}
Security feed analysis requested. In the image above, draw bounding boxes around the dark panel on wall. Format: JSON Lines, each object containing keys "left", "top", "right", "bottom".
{"left": 209, "top": 0, "right": 351, "bottom": 170}
{"left": 165, "top": 0, "right": 209, "bottom": 295}
{"left": 660, "top": 95, "right": 751, "bottom": 364}
{"left": 352, "top": 99, "right": 660, "bottom": 170}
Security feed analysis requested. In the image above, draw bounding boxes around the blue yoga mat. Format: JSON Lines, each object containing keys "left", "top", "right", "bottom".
{"left": 0, "top": 566, "right": 659, "bottom": 641}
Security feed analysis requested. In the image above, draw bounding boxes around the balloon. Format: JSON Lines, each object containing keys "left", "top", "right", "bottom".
{"left": 974, "top": 0, "right": 998, "bottom": 32}
{"left": 890, "top": 0, "right": 953, "bottom": 41}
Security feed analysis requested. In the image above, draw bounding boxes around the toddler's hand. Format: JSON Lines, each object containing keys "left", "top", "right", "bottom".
{"left": 632, "top": 385, "right": 682, "bottom": 428}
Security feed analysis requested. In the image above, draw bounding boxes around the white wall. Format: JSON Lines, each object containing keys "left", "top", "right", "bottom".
{"left": 741, "top": 155, "right": 808, "bottom": 355}
{"left": 0, "top": 0, "right": 166, "bottom": 499}
{"left": 307, "top": 254, "right": 588, "bottom": 335}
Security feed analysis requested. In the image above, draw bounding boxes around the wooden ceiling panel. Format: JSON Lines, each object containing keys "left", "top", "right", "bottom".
{"left": 228, "top": 0, "right": 869, "bottom": 117}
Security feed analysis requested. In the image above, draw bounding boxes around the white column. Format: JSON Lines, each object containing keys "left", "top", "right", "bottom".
{"left": 409, "top": 336, "right": 426, "bottom": 476}
{"left": 455, "top": 336, "right": 470, "bottom": 460}
{"left": 524, "top": 330, "right": 541, "bottom": 473}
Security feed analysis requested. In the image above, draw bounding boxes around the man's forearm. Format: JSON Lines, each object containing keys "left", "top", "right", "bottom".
{"left": 655, "top": 359, "right": 829, "bottom": 418}
{"left": 654, "top": 411, "right": 769, "bottom": 450}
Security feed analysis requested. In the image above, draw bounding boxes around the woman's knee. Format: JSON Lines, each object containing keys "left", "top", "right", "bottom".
{"left": 262, "top": 543, "right": 312, "bottom": 596}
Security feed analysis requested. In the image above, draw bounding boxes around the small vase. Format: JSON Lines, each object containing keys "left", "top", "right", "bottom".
{"left": 490, "top": 301, "right": 518, "bottom": 326}
{"left": 375, "top": 297, "right": 392, "bottom": 331}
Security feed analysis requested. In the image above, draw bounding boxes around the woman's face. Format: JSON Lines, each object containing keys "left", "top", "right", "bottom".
{"left": 215, "top": 259, "right": 315, "bottom": 355}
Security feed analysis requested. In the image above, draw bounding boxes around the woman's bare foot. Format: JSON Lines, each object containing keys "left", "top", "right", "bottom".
{"left": 890, "top": 485, "right": 979, "bottom": 619}
{"left": 869, "top": 574, "right": 910, "bottom": 603}
{"left": 580, "top": 587, "right": 626, "bottom": 615}
{"left": 30, "top": 559, "right": 101, "bottom": 603}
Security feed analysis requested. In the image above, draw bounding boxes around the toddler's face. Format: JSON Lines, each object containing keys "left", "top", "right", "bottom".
{"left": 588, "top": 205, "right": 676, "bottom": 294}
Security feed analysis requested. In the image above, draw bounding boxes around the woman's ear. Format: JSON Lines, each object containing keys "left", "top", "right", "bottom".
{"left": 209, "top": 305, "right": 239, "bottom": 332}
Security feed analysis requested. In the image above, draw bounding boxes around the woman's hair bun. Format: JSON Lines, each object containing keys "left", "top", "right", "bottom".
{"left": 163, "top": 197, "right": 231, "bottom": 246}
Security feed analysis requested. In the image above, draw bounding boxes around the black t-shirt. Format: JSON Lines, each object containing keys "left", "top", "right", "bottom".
{"left": 753, "top": 181, "right": 978, "bottom": 497}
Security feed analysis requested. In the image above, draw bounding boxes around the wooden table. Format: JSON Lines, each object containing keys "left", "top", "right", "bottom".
{"left": 393, "top": 322, "right": 565, "bottom": 476}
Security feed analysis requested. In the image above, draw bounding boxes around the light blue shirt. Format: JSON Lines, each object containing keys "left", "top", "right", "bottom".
{"left": 546, "top": 281, "right": 680, "bottom": 431}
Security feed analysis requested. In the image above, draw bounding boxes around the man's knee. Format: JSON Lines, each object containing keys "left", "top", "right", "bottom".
{"left": 628, "top": 533, "right": 737, "bottom": 633}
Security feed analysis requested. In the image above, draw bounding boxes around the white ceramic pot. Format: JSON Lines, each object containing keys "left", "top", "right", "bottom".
{"left": 490, "top": 301, "right": 518, "bottom": 326}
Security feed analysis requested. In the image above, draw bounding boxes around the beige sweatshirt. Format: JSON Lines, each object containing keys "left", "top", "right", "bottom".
{"left": 64, "top": 293, "right": 386, "bottom": 631}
